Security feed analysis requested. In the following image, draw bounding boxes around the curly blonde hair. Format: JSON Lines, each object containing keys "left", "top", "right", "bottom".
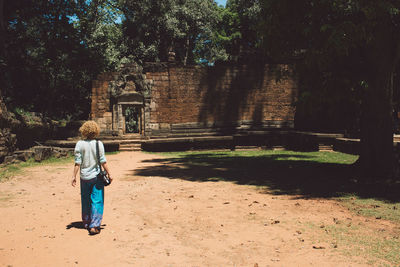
{"left": 79, "top": 120, "right": 100, "bottom": 139}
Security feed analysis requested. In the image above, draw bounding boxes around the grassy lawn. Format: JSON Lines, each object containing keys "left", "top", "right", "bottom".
{"left": 150, "top": 150, "right": 400, "bottom": 220}
{"left": 159, "top": 149, "right": 357, "bottom": 164}
{"left": 0, "top": 151, "right": 119, "bottom": 182}
{"left": 143, "top": 150, "right": 360, "bottom": 196}
{"left": 301, "top": 220, "right": 400, "bottom": 266}
{"left": 0, "top": 156, "right": 75, "bottom": 181}
{"left": 144, "top": 150, "right": 400, "bottom": 265}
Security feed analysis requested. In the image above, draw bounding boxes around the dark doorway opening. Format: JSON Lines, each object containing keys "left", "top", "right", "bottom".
{"left": 125, "top": 106, "right": 140, "bottom": 133}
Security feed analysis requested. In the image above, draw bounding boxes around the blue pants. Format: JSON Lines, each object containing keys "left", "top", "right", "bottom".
{"left": 80, "top": 178, "right": 104, "bottom": 228}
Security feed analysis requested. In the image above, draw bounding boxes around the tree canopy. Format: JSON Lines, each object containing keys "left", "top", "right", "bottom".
{"left": 1, "top": 0, "right": 400, "bottom": 179}
{"left": 120, "top": 0, "right": 219, "bottom": 64}
{"left": 260, "top": 0, "right": 400, "bottom": 179}
{"left": 1, "top": 0, "right": 266, "bottom": 120}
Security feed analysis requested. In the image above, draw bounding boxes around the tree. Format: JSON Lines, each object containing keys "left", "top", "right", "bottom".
{"left": 0, "top": 0, "right": 5, "bottom": 91}
{"left": 195, "top": 3, "right": 239, "bottom": 63}
{"left": 119, "top": 0, "right": 219, "bottom": 64}
{"left": 0, "top": 0, "right": 7, "bottom": 124}
{"left": 198, "top": 0, "right": 263, "bottom": 64}
{"left": 225, "top": 0, "right": 262, "bottom": 60}
{"left": 260, "top": 0, "right": 400, "bottom": 180}
{"left": 0, "top": 0, "right": 4, "bottom": 58}
{"left": 73, "top": 0, "right": 125, "bottom": 71}
{"left": 1, "top": 0, "right": 124, "bottom": 119}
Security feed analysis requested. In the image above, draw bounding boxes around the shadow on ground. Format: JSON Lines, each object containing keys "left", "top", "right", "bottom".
{"left": 134, "top": 152, "right": 400, "bottom": 202}
{"left": 66, "top": 221, "right": 86, "bottom": 230}
{"left": 66, "top": 221, "right": 106, "bottom": 231}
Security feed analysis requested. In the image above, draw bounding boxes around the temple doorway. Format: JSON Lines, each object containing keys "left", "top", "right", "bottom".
{"left": 112, "top": 91, "right": 145, "bottom": 136}
{"left": 124, "top": 106, "right": 140, "bottom": 134}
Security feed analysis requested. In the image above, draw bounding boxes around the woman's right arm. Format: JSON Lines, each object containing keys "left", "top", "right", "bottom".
{"left": 72, "top": 163, "right": 80, "bottom": 187}
{"left": 72, "top": 141, "right": 82, "bottom": 187}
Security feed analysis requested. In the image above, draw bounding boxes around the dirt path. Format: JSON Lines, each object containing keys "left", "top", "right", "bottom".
{"left": 0, "top": 151, "right": 395, "bottom": 266}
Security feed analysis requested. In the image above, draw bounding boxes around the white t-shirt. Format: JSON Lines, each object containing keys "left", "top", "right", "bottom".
{"left": 74, "top": 140, "right": 107, "bottom": 180}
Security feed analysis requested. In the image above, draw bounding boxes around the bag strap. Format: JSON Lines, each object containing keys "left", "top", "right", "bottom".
{"left": 95, "top": 140, "right": 103, "bottom": 171}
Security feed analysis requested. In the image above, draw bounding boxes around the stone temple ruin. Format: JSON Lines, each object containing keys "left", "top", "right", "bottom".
{"left": 90, "top": 61, "right": 298, "bottom": 138}
{"left": 0, "top": 59, "right": 300, "bottom": 163}
{"left": 0, "top": 59, "right": 366, "bottom": 162}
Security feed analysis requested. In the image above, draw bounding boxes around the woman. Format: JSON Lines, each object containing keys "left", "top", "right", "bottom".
{"left": 71, "top": 121, "right": 113, "bottom": 235}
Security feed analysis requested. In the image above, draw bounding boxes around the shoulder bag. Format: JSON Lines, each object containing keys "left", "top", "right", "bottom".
{"left": 96, "top": 140, "right": 111, "bottom": 186}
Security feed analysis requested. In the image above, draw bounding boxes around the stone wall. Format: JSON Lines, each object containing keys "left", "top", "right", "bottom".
{"left": 90, "top": 73, "right": 116, "bottom": 134}
{"left": 146, "top": 63, "right": 297, "bottom": 135}
{"left": 91, "top": 62, "right": 298, "bottom": 137}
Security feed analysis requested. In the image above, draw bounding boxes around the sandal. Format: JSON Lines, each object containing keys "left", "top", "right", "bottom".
{"left": 89, "top": 227, "right": 100, "bottom": 235}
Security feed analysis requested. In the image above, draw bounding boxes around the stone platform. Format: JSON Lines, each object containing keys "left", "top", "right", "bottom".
{"left": 44, "top": 140, "right": 120, "bottom": 152}
{"left": 39, "top": 132, "right": 400, "bottom": 155}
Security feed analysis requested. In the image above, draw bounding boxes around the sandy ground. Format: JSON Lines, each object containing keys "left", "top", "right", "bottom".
{"left": 0, "top": 151, "right": 396, "bottom": 267}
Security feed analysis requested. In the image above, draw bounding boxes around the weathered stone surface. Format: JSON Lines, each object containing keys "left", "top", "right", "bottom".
{"left": 142, "top": 136, "right": 234, "bottom": 152}
{"left": 3, "top": 155, "right": 18, "bottom": 164}
{"left": 51, "top": 147, "right": 73, "bottom": 158}
{"left": 44, "top": 140, "right": 120, "bottom": 152}
{"left": 333, "top": 138, "right": 360, "bottom": 155}
{"left": 15, "top": 150, "right": 34, "bottom": 162}
{"left": 2, "top": 146, "right": 72, "bottom": 164}
{"left": 33, "top": 146, "right": 53, "bottom": 162}
{"left": 91, "top": 62, "right": 298, "bottom": 137}
{"left": 52, "top": 150, "right": 62, "bottom": 158}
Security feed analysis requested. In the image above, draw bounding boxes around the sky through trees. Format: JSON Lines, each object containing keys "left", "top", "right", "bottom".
{"left": 214, "top": 0, "right": 226, "bottom": 7}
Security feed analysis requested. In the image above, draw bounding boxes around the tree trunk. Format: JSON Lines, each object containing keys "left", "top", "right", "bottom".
{"left": 183, "top": 37, "right": 189, "bottom": 66}
{"left": 359, "top": 22, "right": 399, "bottom": 181}
{"left": 0, "top": 0, "right": 4, "bottom": 58}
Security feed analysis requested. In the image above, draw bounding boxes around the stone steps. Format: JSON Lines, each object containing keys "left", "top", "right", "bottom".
{"left": 119, "top": 142, "right": 142, "bottom": 151}
{"left": 318, "top": 144, "right": 333, "bottom": 151}
{"left": 119, "top": 139, "right": 143, "bottom": 145}
{"left": 43, "top": 132, "right": 400, "bottom": 154}
{"left": 99, "top": 134, "right": 143, "bottom": 141}
{"left": 234, "top": 145, "right": 261, "bottom": 151}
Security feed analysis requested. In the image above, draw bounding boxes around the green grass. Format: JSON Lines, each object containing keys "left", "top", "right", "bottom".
{"left": 153, "top": 150, "right": 400, "bottom": 265}
{"left": 0, "top": 151, "right": 119, "bottom": 182}
{"left": 150, "top": 150, "right": 400, "bottom": 221}
{"left": 106, "top": 151, "right": 120, "bottom": 155}
{"left": 144, "top": 150, "right": 359, "bottom": 195}
{"left": 158, "top": 150, "right": 357, "bottom": 163}
{"left": 336, "top": 194, "right": 400, "bottom": 223}
{"left": 0, "top": 155, "right": 74, "bottom": 182}
{"left": 301, "top": 220, "right": 400, "bottom": 266}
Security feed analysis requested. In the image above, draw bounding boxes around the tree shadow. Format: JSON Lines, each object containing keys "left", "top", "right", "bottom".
{"left": 134, "top": 152, "right": 400, "bottom": 202}
{"left": 197, "top": 62, "right": 295, "bottom": 133}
